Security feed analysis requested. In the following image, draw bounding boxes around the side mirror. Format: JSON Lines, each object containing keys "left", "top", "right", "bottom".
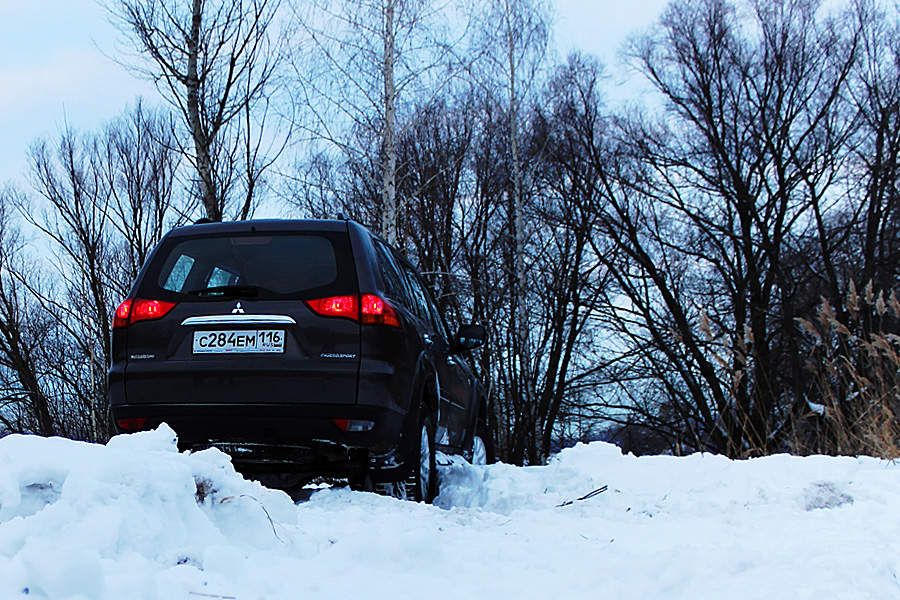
{"left": 452, "top": 324, "right": 486, "bottom": 353}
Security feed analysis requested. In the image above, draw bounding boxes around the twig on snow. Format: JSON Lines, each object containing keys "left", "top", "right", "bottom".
{"left": 219, "top": 494, "right": 285, "bottom": 543}
{"left": 556, "top": 485, "right": 608, "bottom": 508}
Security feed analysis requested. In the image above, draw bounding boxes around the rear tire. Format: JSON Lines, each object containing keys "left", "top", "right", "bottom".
{"left": 472, "top": 420, "right": 496, "bottom": 465}
{"left": 348, "top": 471, "right": 373, "bottom": 492}
{"left": 408, "top": 411, "right": 437, "bottom": 503}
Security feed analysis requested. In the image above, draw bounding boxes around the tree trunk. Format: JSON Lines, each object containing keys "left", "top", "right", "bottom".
{"left": 187, "top": 0, "right": 220, "bottom": 221}
{"left": 503, "top": 0, "right": 536, "bottom": 462}
{"left": 381, "top": 0, "right": 398, "bottom": 244}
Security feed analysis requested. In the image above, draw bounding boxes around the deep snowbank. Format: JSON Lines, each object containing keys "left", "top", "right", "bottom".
{"left": 0, "top": 426, "right": 299, "bottom": 599}
{"left": 1, "top": 426, "right": 898, "bottom": 599}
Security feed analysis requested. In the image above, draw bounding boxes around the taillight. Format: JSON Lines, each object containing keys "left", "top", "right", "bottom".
{"left": 306, "top": 295, "right": 358, "bottom": 319}
{"left": 117, "top": 417, "right": 148, "bottom": 431}
{"left": 132, "top": 299, "right": 177, "bottom": 323}
{"left": 114, "top": 299, "right": 133, "bottom": 329}
{"left": 361, "top": 294, "right": 400, "bottom": 328}
{"left": 306, "top": 294, "right": 401, "bottom": 328}
{"left": 113, "top": 298, "right": 176, "bottom": 328}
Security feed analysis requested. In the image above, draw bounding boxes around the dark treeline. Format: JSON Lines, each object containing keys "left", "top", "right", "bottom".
{"left": 1, "top": 0, "right": 897, "bottom": 461}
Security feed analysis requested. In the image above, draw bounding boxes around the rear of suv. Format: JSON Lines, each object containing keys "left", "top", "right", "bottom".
{"left": 108, "top": 219, "right": 491, "bottom": 502}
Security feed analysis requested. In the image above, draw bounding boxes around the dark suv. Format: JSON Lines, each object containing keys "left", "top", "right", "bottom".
{"left": 108, "top": 219, "right": 492, "bottom": 502}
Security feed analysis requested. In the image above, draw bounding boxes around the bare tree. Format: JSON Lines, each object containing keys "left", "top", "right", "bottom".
{"left": 288, "top": 0, "right": 459, "bottom": 242}
{"left": 0, "top": 198, "right": 57, "bottom": 436}
{"left": 596, "top": 0, "right": 863, "bottom": 455}
{"left": 102, "top": 100, "right": 184, "bottom": 286}
{"left": 467, "top": 0, "right": 550, "bottom": 462}
{"left": 16, "top": 105, "right": 181, "bottom": 440}
{"left": 109, "top": 0, "right": 287, "bottom": 220}
{"left": 530, "top": 54, "right": 617, "bottom": 459}
{"left": 850, "top": 0, "right": 900, "bottom": 293}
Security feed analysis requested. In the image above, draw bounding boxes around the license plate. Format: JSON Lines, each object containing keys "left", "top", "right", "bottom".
{"left": 192, "top": 330, "right": 285, "bottom": 354}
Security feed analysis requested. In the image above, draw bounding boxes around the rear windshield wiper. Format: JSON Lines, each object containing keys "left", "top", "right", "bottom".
{"left": 186, "top": 285, "right": 269, "bottom": 298}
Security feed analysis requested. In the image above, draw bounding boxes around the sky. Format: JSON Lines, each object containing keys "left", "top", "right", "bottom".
{"left": 0, "top": 0, "right": 669, "bottom": 188}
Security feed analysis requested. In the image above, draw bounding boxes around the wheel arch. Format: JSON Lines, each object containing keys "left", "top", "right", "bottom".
{"left": 398, "top": 353, "right": 440, "bottom": 457}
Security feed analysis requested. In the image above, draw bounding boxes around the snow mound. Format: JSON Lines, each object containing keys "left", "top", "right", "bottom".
{"left": 433, "top": 442, "right": 900, "bottom": 599}
{"left": 1, "top": 430, "right": 898, "bottom": 599}
{"left": 0, "top": 425, "right": 298, "bottom": 599}
{"left": 437, "top": 441, "right": 895, "bottom": 518}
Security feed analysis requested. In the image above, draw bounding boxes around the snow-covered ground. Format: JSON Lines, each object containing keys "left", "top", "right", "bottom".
{"left": 1, "top": 425, "right": 897, "bottom": 600}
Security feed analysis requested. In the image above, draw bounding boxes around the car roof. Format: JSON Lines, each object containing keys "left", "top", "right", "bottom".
{"left": 166, "top": 218, "right": 356, "bottom": 238}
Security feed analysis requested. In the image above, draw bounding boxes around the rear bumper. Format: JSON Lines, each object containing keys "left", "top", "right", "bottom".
{"left": 108, "top": 355, "right": 421, "bottom": 479}
{"left": 118, "top": 360, "right": 359, "bottom": 407}
{"left": 111, "top": 402, "right": 409, "bottom": 475}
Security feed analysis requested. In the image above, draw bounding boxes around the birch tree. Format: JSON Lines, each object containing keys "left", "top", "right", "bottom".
{"left": 109, "top": 0, "right": 286, "bottom": 220}
{"left": 468, "top": 0, "right": 550, "bottom": 463}
{"left": 289, "top": 0, "right": 456, "bottom": 243}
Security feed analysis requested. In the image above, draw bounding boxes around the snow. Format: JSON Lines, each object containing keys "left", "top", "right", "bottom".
{"left": 1, "top": 426, "right": 898, "bottom": 599}
{"left": 807, "top": 400, "right": 826, "bottom": 416}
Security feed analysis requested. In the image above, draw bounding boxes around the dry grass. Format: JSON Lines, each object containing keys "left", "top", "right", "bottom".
{"left": 794, "top": 282, "right": 900, "bottom": 459}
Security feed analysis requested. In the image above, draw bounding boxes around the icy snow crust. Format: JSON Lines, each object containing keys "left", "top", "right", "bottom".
{"left": 1, "top": 426, "right": 898, "bottom": 599}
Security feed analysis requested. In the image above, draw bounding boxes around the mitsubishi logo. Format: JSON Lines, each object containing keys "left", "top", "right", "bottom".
{"left": 232, "top": 301, "right": 245, "bottom": 314}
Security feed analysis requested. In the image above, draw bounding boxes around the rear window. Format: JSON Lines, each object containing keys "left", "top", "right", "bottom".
{"left": 139, "top": 232, "right": 357, "bottom": 301}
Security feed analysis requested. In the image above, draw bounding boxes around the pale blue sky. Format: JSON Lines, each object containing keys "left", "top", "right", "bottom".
{"left": 0, "top": 0, "right": 668, "bottom": 187}
{"left": 0, "top": 1, "right": 155, "bottom": 185}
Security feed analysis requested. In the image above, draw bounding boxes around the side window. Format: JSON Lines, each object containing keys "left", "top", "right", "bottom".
{"left": 400, "top": 263, "right": 429, "bottom": 320}
{"left": 162, "top": 254, "right": 195, "bottom": 292}
{"left": 374, "top": 241, "right": 408, "bottom": 306}
{"left": 420, "top": 279, "right": 450, "bottom": 340}
{"left": 402, "top": 264, "right": 448, "bottom": 340}
{"left": 206, "top": 266, "right": 239, "bottom": 288}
